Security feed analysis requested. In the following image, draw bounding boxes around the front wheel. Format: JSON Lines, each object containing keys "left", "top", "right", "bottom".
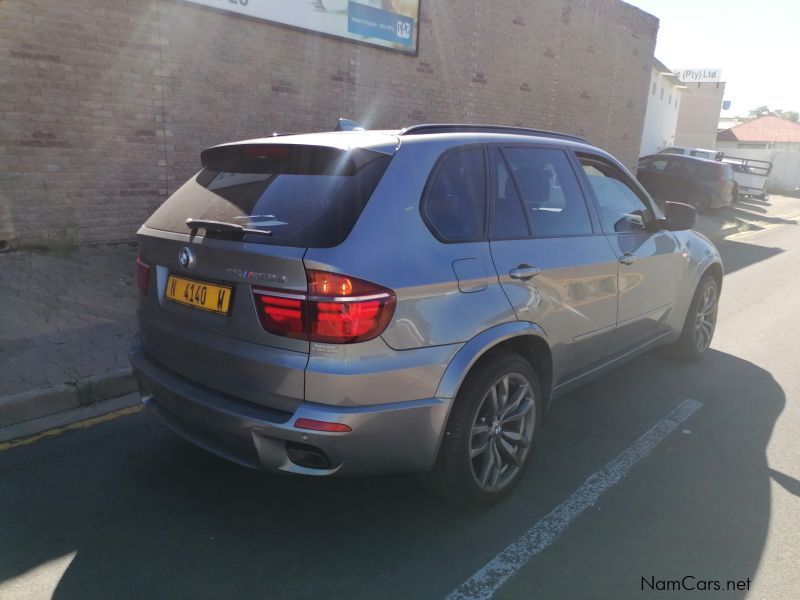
{"left": 669, "top": 274, "right": 719, "bottom": 360}
{"left": 424, "top": 350, "right": 542, "bottom": 506}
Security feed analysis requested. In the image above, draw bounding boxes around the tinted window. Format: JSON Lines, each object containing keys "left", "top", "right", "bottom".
{"left": 502, "top": 148, "right": 593, "bottom": 237}
{"left": 424, "top": 148, "right": 487, "bottom": 241}
{"left": 698, "top": 161, "right": 732, "bottom": 182}
{"left": 145, "top": 146, "right": 391, "bottom": 248}
{"left": 491, "top": 153, "right": 529, "bottom": 239}
{"left": 667, "top": 159, "right": 688, "bottom": 175}
{"left": 580, "top": 157, "right": 652, "bottom": 233}
{"left": 640, "top": 158, "right": 669, "bottom": 172}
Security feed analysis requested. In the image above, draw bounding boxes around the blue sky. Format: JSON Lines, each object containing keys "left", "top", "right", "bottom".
{"left": 625, "top": 0, "right": 799, "bottom": 116}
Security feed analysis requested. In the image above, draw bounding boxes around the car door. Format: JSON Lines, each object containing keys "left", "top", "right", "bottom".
{"left": 488, "top": 145, "right": 619, "bottom": 384}
{"left": 577, "top": 152, "right": 682, "bottom": 356}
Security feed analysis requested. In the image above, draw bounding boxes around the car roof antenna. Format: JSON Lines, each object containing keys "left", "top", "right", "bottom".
{"left": 335, "top": 118, "right": 365, "bottom": 131}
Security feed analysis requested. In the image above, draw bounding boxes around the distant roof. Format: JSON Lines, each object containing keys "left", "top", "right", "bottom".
{"left": 717, "top": 115, "right": 800, "bottom": 143}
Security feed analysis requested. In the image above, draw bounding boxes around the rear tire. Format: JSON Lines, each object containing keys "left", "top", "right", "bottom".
{"left": 689, "top": 192, "right": 711, "bottom": 212}
{"left": 424, "top": 350, "right": 542, "bottom": 507}
{"left": 669, "top": 274, "right": 719, "bottom": 360}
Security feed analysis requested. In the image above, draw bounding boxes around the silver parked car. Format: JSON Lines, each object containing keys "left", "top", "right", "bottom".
{"left": 130, "top": 124, "right": 723, "bottom": 505}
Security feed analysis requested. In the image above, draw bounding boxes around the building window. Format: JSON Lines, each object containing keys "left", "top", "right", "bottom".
{"left": 675, "top": 99, "right": 679, "bottom": 110}
{"left": 652, "top": 82, "right": 656, "bottom": 95}
{"left": 668, "top": 93, "right": 672, "bottom": 105}
{"left": 660, "top": 87, "right": 664, "bottom": 100}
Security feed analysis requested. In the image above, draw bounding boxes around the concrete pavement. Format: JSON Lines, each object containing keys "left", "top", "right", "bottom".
{"left": 0, "top": 244, "right": 137, "bottom": 396}
{"left": 1, "top": 206, "right": 799, "bottom": 598}
{"left": 0, "top": 244, "right": 138, "bottom": 427}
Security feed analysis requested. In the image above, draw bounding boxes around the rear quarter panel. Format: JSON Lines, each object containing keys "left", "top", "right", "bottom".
{"left": 304, "top": 135, "right": 517, "bottom": 351}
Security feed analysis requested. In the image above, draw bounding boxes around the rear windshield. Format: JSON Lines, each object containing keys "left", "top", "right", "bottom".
{"left": 145, "top": 145, "right": 392, "bottom": 247}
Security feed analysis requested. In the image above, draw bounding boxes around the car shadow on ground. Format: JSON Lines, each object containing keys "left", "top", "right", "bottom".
{"left": 714, "top": 237, "right": 784, "bottom": 275}
{"left": 0, "top": 349, "right": 785, "bottom": 599}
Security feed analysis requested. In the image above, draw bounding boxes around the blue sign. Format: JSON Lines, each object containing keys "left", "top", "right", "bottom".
{"left": 347, "top": 1, "right": 415, "bottom": 47}
{"left": 722, "top": 100, "right": 732, "bottom": 110}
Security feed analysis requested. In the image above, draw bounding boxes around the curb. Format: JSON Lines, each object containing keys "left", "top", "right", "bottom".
{"left": 0, "top": 393, "right": 142, "bottom": 447}
{"left": 0, "top": 367, "right": 137, "bottom": 429}
{"left": 711, "top": 225, "right": 741, "bottom": 241}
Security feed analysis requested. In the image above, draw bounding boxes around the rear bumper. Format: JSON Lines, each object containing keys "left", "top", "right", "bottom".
{"left": 129, "top": 339, "right": 450, "bottom": 476}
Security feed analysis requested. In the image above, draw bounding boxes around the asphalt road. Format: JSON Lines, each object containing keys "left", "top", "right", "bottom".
{"left": 2, "top": 221, "right": 800, "bottom": 599}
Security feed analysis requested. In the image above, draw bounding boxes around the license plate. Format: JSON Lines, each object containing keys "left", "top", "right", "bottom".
{"left": 166, "top": 275, "right": 232, "bottom": 315}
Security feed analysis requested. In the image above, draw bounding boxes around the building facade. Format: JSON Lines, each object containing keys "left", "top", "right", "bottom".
{"left": 717, "top": 116, "right": 800, "bottom": 193}
{"left": 0, "top": 0, "right": 658, "bottom": 247}
{"left": 639, "top": 59, "right": 683, "bottom": 156}
{"left": 674, "top": 81, "right": 726, "bottom": 150}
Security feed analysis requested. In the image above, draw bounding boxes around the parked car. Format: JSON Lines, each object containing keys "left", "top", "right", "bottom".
{"left": 658, "top": 146, "right": 724, "bottom": 161}
{"left": 130, "top": 124, "right": 723, "bottom": 505}
{"left": 637, "top": 154, "right": 737, "bottom": 210}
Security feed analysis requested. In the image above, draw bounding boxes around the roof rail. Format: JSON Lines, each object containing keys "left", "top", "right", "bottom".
{"left": 399, "top": 124, "right": 590, "bottom": 144}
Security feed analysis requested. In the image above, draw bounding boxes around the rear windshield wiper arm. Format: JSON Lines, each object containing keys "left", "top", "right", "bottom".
{"left": 185, "top": 218, "right": 272, "bottom": 237}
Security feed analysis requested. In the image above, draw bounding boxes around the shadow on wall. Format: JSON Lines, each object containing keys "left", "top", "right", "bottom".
{"left": 0, "top": 348, "right": 786, "bottom": 599}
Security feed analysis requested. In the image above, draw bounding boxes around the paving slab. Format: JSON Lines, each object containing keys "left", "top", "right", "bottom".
{"left": 0, "top": 244, "right": 138, "bottom": 398}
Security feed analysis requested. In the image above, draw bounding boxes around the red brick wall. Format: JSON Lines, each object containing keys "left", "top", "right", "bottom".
{"left": 0, "top": 0, "right": 658, "bottom": 246}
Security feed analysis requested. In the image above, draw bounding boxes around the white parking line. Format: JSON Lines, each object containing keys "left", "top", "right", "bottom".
{"left": 447, "top": 398, "right": 703, "bottom": 600}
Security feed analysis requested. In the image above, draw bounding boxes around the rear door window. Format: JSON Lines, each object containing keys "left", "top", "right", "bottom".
{"left": 423, "top": 147, "right": 487, "bottom": 242}
{"left": 145, "top": 145, "right": 391, "bottom": 248}
{"left": 502, "top": 147, "right": 593, "bottom": 237}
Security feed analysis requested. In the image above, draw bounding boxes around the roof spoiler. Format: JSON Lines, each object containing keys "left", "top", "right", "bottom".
{"left": 334, "top": 118, "right": 365, "bottom": 132}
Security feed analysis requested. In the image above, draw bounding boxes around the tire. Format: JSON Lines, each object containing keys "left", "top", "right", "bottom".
{"left": 424, "top": 350, "right": 542, "bottom": 506}
{"left": 669, "top": 274, "right": 719, "bottom": 360}
{"left": 689, "top": 192, "right": 711, "bottom": 212}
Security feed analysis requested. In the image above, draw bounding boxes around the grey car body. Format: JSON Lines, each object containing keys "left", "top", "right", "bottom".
{"left": 130, "top": 125, "right": 723, "bottom": 501}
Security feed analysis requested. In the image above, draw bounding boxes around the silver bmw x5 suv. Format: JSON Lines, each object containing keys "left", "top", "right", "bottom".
{"left": 130, "top": 124, "right": 722, "bottom": 505}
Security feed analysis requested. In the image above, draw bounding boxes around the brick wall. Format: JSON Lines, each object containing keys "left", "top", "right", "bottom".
{"left": 0, "top": 0, "right": 658, "bottom": 246}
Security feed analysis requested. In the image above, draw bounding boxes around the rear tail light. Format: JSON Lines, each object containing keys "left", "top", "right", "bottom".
{"left": 253, "top": 270, "right": 396, "bottom": 344}
{"left": 255, "top": 293, "right": 306, "bottom": 339}
{"left": 136, "top": 256, "right": 150, "bottom": 295}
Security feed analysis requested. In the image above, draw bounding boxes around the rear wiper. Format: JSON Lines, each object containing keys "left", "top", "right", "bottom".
{"left": 185, "top": 218, "right": 272, "bottom": 237}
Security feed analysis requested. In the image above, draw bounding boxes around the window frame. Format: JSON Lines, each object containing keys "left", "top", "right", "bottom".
{"left": 487, "top": 145, "right": 531, "bottom": 240}
{"left": 489, "top": 142, "right": 601, "bottom": 240}
{"left": 420, "top": 144, "right": 490, "bottom": 244}
{"left": 575, "top": 151, "right": 663, "bottom": 236}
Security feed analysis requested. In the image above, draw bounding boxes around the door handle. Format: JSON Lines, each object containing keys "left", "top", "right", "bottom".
{"left": 509, "top": 265, "right": 542, "bottom": 281}
{"left": 619, "top": 253, "right": 636, "bottom": 266}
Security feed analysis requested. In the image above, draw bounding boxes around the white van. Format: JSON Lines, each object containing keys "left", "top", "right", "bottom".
{"left": 658, "top": 146, "right": 724, "bottom": 161}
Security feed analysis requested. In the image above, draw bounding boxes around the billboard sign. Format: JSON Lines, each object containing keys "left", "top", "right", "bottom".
{"left": 676, "top": 68, "right": 723, "bottom": 83}
{"left": 182, "top": 0, "right": 420, "bottom": 54}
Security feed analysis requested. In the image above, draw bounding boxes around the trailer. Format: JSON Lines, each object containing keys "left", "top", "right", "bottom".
{"left": 720, "top": 156, "right": 772, "bottom": 199}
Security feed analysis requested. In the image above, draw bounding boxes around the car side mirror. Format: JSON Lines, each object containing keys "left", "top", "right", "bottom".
{"left": 664, "top": 201, "right": 697, "bottom": 231}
